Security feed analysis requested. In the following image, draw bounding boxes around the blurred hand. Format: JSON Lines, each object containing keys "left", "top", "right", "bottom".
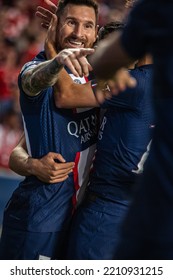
{"left": 94, "top": 68, "right": 137, "bottom": 103}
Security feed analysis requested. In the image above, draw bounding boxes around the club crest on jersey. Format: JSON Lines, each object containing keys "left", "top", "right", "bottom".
{"left": 74, "top": 79, "right": 82, "bottom": 84}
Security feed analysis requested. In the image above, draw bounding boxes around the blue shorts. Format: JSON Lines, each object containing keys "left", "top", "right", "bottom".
{"left": 0, "top": 226, "right": 69, "bottom": 260}
{"left": 66, "top": 192, "right": 132, "bottom": 260}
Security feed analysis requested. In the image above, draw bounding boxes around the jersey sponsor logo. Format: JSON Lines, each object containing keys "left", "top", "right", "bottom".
{"left": 67, "top": 113, "right": 98, "bottom": 143}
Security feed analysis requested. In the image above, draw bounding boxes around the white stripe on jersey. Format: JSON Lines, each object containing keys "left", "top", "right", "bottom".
{"left": 22, "top": 114, "right": 32, "bottom": 157}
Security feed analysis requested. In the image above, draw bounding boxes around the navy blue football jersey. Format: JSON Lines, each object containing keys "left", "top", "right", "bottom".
{"left": 121, "top": 0, "right": 173, "bottom": 206}
{"left": 3, "top": 52, "right": 99, "bottom": 232}
{"left": 89, "top": 65, "right": 155, "bottom": 201}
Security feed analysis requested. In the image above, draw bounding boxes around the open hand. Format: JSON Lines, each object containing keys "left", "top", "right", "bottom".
{"left": 36, "top": 0, "right": 57, "bottom": 29}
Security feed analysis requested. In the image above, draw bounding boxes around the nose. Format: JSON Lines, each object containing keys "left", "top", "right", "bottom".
{"left": 73, "top": 24, "right": 84, "bottom": 38}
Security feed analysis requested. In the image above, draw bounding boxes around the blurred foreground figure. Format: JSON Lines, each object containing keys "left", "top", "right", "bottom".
{"left": 91, "top": 0, "right": 173, "bottom": 259}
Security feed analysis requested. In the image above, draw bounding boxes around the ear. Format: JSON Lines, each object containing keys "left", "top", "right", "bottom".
{"left": 95, "top": 24, "right": 99, "bottom": 42}
{"left": 96, "top": 24, "right": 99, "bottom": 35}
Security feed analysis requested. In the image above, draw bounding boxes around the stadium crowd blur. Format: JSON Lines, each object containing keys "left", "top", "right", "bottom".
{"left": 0, "top": 0, "right": 127, "bottom": 172}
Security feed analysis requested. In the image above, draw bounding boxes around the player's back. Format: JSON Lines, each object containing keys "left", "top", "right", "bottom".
{"left": 88, "top": 64, "right": 155, "bottom": 202}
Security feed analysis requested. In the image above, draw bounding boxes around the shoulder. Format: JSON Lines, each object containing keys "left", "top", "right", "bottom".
{"left": 33, "top": 51, "right": 46, "bottom": 62}
{"left": 130, "top": 65, "right": 153, "bottom": 80}
{"left": 20, "top": 51, "right": 46, "bottom": 76}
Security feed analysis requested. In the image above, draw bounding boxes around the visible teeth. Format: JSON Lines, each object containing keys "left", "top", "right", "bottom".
{"left": 69, "top": 41, "right": 82, "bottom": 45}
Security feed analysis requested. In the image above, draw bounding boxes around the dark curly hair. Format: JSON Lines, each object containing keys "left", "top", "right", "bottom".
{"left": 56, "top": 0, "right": 98, "bottom": 23}
{"left": 98, "top": 21, "right": 125, "bottom": 40}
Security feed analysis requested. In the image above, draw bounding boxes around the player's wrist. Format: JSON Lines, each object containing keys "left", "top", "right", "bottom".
{"left": 45, "top": 41, "right": 57, "bottom": 60}
{"left": 51, "top": 57, "right": 63, "bottom": 74}
{"left": 27, "top": 157, "right": 38, "bottom": 176}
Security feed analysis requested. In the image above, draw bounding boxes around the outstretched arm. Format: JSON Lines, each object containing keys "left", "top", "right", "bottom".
{"left": 90, "top": 32, "right": 134, "bottom": 79}
{"left": 22, "top": 47, "right": 94, "bottom": 97}
{"left": 9, "top": 134, "right": 74, "bottom": 183}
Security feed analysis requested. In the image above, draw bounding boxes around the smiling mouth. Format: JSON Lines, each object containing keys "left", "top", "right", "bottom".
{"left": 67, "top": 39, "right": 84, "bottom": 48}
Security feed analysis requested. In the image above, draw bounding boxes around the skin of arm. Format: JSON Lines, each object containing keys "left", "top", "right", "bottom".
{"left": 9, "top": 134, "right": 75, "bottom": 183}
{"left": 22, "top": 47, "right": 94, "bottom": 97}
{"left": 54, "top": 72, "right": 99, "bottom": 108}
{"left": 85, "top": 32, "right": 137, "bottom": 103}
{"left": 90, "top": 32, "right": 135, "bottom": 80}
{"left": 21, "top": 58, "right": 63, "bottom": 96}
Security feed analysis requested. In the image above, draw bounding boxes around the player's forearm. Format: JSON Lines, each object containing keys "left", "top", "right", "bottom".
{"left": 45, "top": 42, "right": 57, "bottom": 60}
{"left": 54, "top": 70, "right": 98, "bottom": 108}
{"left": 9, "top": 147, "right": 37, "bottom": 176}
{"left": 90, "top": 33, "right": 134, "bottom": 79}
{"left": 22, "top": 58, "right": 63, "bottom": 96}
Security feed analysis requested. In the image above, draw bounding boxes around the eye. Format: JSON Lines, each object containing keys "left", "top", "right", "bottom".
{"left": 85, "top": 23, "right": 94, "bottom": 29}
{"left": 67, "top": 19, "right": 76, "bottom": 26}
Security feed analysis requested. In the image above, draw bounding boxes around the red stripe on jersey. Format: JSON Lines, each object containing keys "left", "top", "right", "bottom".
{"left": 72, "top": 151, "right": 81, "bottom": 209}
{"left": 84, "top": 76, "right": 89, "bottom": 83}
